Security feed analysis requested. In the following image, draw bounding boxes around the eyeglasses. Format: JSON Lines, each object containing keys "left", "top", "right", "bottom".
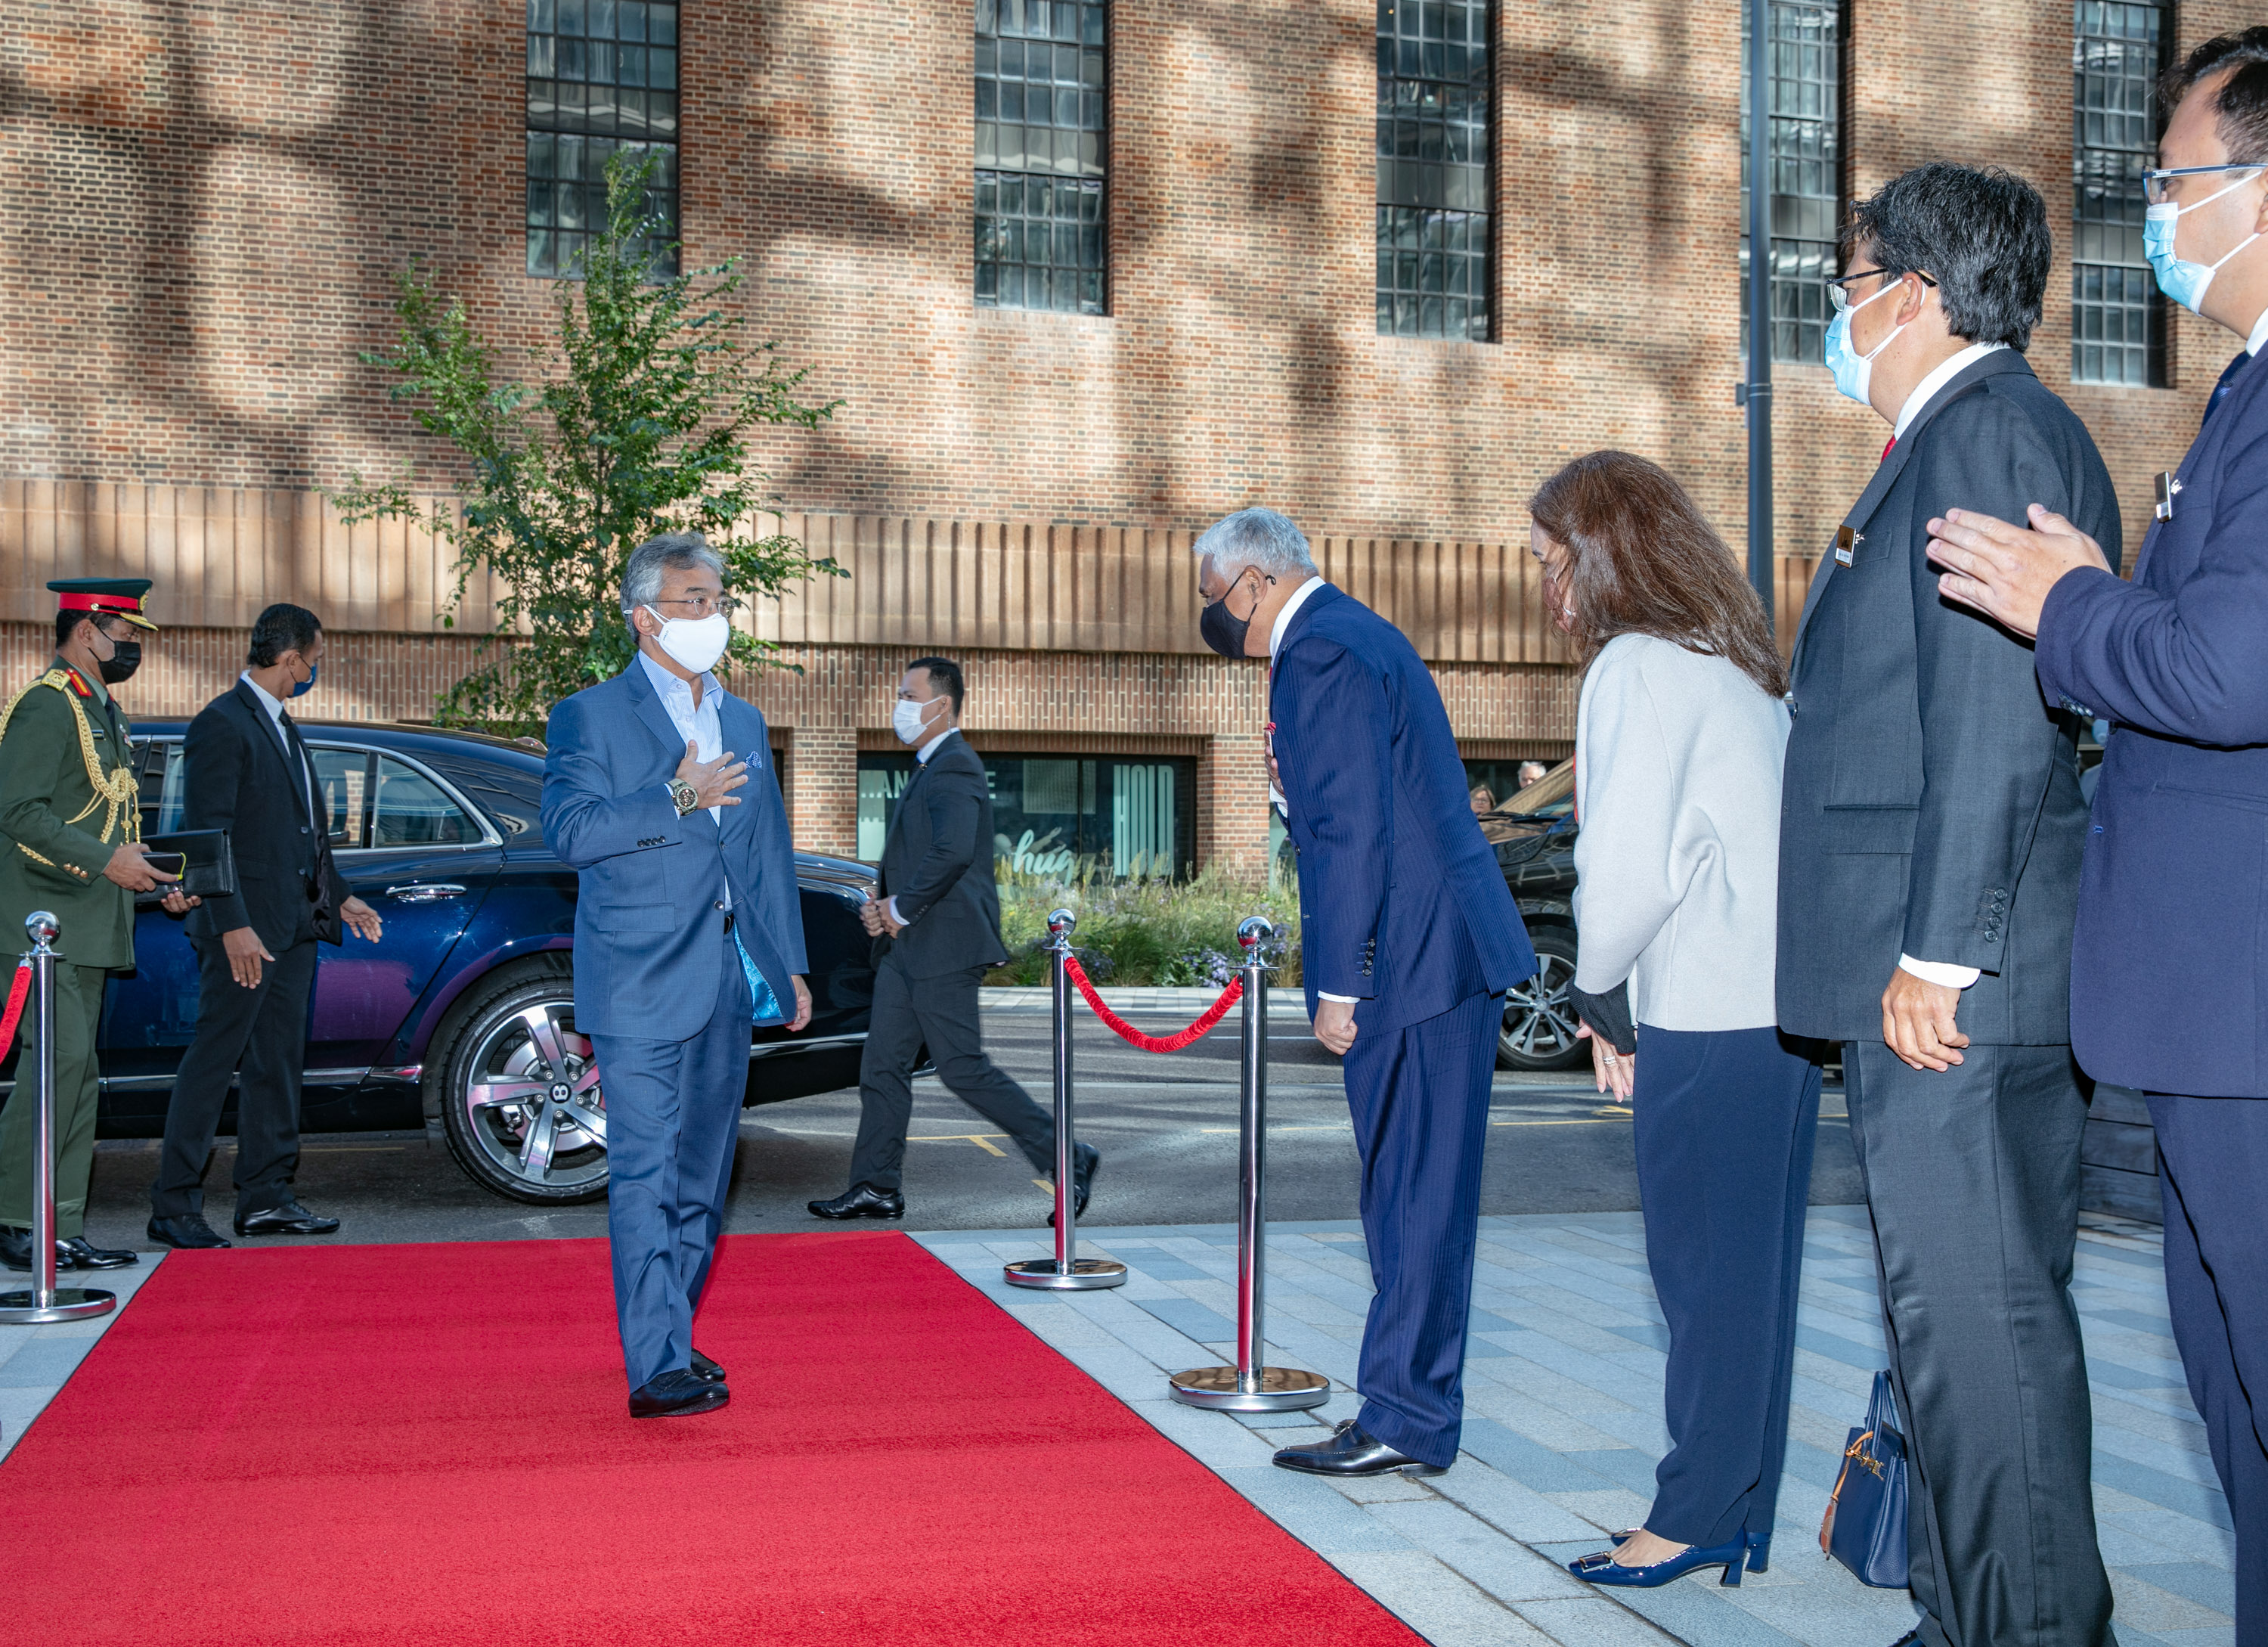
{"left": 2142, "top": 163, "right": 2266, "bottom": 206}
{"left": 1825, "top": 268, "right": 1938, "bottom": 312}
{"left": 648, "top": 594, "right": 737, "bottom": 619}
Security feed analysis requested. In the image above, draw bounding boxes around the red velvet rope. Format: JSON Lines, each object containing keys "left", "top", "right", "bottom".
{"left": 0, "top": 963, "right": 29, "bottom": 1058}
{"left": 1061, "top": 955, "right": 1243, "bottom": 1053}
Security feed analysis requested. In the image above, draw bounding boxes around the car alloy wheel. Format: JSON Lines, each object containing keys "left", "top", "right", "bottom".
{"left": 438, "top": 977, "right": 610, "bottom": 1205}
{"left": 1498, "top": 929, "right": 1589, "bottom": 1072}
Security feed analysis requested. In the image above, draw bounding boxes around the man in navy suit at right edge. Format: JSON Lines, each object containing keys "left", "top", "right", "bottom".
{"left": 1191, "top": 507, "right": 1537, "bottom": 1479}
{"left": 1927, "top": 30, "right": 2268, "bottom": 1641}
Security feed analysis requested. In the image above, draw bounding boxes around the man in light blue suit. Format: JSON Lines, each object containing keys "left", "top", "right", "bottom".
{"left": 541, "top": 533, "right": 810, "bottom": 1419}
{"left": 1191, "top": 507, "right": 1536, "bottom": 1478}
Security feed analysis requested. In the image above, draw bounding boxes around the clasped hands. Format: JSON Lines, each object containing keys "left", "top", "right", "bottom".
{"left": 103, "top": 841, "right": 197, "bottom": 915}
{"left": 858, "top": 898, "right": 905, "bottom": 938}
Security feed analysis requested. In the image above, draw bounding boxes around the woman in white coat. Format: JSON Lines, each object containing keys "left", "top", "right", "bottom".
{"left": 1532, "top": 451, "right": 1823, "bottom": 1590}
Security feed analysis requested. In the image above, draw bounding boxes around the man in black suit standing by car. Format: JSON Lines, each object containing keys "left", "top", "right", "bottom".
{"left": 1777, "top": 166, "right": 2119, "bottom": 1647}
{"left": 148, "top": 603, "right": 384, "bottom": 1249}
{"left": 808, "top": 657, "right": 1095, "bottom": 1222}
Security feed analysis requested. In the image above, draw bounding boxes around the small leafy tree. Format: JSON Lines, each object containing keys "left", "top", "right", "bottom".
{"left": 336, "top": 151, "right": 843, "bottom": 729}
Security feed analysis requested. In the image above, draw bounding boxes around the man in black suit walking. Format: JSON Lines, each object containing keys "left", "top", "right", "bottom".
{"left": 808, "top": 657, "right": 1095, "bottom": 1222}
{"left": 148, "top": 603, "right": 384, "bottom": 1248}
{"left": 1778, "top": 166, "right": 2119, "bottom": 1647}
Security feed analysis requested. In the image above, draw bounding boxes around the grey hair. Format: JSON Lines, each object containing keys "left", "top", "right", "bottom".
{"left": 620, "top": 531, "right": 726, "bottom": 618}
{"left": 1192, "top": 507, "right": 1318, "bottom": 580}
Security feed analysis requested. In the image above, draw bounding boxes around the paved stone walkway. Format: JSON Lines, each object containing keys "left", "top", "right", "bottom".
{"left": 3, "top": 1215, "right": 2231, "bottom": 1645}
{"left": 0, "top": 1254, "right": 164, "bottom": 1462}
{"left": 915, "top": 1211, "right": 2235, "bottom": 1647}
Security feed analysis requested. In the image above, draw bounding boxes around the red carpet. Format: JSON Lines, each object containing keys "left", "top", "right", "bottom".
{"left": 0, "top": 1232, "right": 1419, "bottom": 1646}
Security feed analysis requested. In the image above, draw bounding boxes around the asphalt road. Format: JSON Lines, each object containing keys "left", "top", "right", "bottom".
{"left": 72, "top": 1007, "right": 1861, "bottom": 1251}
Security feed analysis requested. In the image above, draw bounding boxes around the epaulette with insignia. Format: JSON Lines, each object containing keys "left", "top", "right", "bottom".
{"left": 62, "top": 668, "right": 92, "bottom": 697}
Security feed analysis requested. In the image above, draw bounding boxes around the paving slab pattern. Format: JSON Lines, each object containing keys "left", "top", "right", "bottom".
{"left": 914, "top": 1211, "right": 2232, "bottom": 1647}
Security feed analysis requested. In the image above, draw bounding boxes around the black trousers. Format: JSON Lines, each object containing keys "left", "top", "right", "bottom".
{"left": 1633, "top": 1023, "right": 1820, "bottom": 1552}
{"left": 847, "top": 954, "right": 1053, "bottom": 1192}
{"left": 1843, "top": 1040, "right": 2113, "bottom": 1647}
{"left": 2148, "top": 1094, "right": 2268, "bottom": 1647}
{"left": 150, "top": 935, "right": 318, "bottom": 1221}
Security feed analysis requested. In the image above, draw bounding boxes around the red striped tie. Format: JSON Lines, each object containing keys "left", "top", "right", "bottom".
{"left": 1882, "top": 436, "right": 1897, "bottom": 462}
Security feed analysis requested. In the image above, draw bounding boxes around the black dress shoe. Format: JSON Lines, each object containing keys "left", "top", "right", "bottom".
{"left": 1272, "top": 1419, "right": 1447, "bottom": 1478}
{"left": 690, "top": 1349, "right": 726, "bottom": 1384}
{"left": 234, "top": 1201, "right": 340, "bottom": 1236}
{"left": 59, "top": 1237, "right": 138, "bottom": 1270}
{"left": 629, "top": 1368, "right": 729, "bottom": 1419}
{"left": 148, "top": 1213, "right": 232, "bottom": 1250}
{"left": 807, "top": 1183, "right": 905, "bottom": 1221}
{"left": 0, "top": 1227, "right": 36, "bottom": 1271}
{"left": 1047, "top": 1143, "right": 1102, "bottom": 1227}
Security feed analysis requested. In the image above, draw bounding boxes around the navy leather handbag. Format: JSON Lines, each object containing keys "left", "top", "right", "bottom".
{"left": 1820, "top": 1369, "right": 1910, "bottom": 1588}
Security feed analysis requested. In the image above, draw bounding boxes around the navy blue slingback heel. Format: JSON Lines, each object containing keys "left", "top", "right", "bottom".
{"left": 1567, "top": 1530, "right": 1754, "bottom": 1588}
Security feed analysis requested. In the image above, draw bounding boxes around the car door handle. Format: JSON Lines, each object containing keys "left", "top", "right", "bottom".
{"left": 385, "top": 883, "right": 466, "bottom": 903}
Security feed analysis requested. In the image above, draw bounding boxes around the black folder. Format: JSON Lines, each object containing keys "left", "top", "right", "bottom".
{"left": 143, "top": 829, "right": 236, "bottom": 898}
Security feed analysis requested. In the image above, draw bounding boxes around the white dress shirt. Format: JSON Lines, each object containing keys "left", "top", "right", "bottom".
{"left": 240, "top": 671, "right": 315, "bottom": 827}
{"left": 1264, "top": 575, "right": 1359, "bottom": 1006}
{"left": 640, "top": 650, "right": 734, "bottom": 912}
{"left": 2248, "top": 304, "right": 2268, "bottom": 357}
{"left": 1887, "top": 341, "right": 2008, "bottom": 993}
{"left": 885, "top": 725, "right": 962, "bottom": 926}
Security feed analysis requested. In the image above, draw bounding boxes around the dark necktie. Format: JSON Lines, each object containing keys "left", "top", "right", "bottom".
{"left": 279, "top": 711, "right": 314, "bottom": 825}
{"left": 2203, "top": 350, "right": 2251, "bottom": 432}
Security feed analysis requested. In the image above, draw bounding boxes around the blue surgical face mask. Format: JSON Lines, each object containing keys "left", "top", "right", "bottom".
{"left": 1823, "top": 277, "right": 1909, "bottom": 406}
{"left": 290, "top": 659, "right": 318, "bottom": 699}
{"left": 2145, "top": 170, "right": 2265, "bottom": 315}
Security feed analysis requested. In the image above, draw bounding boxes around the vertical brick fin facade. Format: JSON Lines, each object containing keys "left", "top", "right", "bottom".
{"left": 0, "top": 479, "right": 503, "bottom": 634}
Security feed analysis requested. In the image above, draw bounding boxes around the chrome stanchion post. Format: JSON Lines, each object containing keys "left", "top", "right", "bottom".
{"left": 1005, "top": 908, "right": 1125, "bottom": 1291}
{"left": 0, "top": 913, "right": 116, "bottom": 1325}
{"left": 1170, "top": 916, "right": 1328, "bottom": 1410}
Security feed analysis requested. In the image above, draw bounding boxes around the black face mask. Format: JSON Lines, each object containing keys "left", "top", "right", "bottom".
{"left": 1199, "top": 569, "right": 1272, "bottom": 659}
{"left": 98, "top": 639, "right": 141, "bottom": 685}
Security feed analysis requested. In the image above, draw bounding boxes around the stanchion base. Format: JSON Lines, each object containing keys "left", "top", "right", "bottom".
{"left": 0, "top": 1286, "right": 116, "bottom": 1325}
{"left": 1169, "top": 1363, "right": 1332, "bottom": 1412}
{"left": 1002, "top": 1258, "right": 1127, "bottom": 1291}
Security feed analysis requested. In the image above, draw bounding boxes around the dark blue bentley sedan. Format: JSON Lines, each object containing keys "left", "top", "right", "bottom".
{"left": 0, "top": 722, "right": 878, "bottom": 1206}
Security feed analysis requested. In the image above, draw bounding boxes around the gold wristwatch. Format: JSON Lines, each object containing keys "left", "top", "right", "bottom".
{"left": 667, "top": 777, "right": 699, "bottom": 816}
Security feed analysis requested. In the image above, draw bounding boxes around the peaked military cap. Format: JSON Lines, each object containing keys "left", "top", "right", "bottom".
{"left": 49, "top": 577, "right": 159, "bottom": 631}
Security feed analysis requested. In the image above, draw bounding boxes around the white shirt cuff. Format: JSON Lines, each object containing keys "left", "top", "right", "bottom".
{"left": 1898, "top": 954, "right": 1980, "bottom": 989}
{"left": 886, "top": 896, "right": 909, "bottom": 926}
{"left": 1316, "top": 991, "right": 1359, "bottom": 1003}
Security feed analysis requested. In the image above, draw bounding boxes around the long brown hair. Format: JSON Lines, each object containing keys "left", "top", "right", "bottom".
{"left": 1527, "top": 450, "right": 1788, "bottom": 699}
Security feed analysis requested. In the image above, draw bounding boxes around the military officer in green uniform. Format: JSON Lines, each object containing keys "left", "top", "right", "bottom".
{"left": 0, "top": 578, "right": 195, "bottom": 1271}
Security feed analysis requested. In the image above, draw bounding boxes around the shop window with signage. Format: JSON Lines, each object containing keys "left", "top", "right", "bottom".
{"left": 857, "top": 752, "right": 1194, "bottom": 879}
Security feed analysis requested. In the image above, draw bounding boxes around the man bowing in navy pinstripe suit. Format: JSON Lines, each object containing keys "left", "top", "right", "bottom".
{"left": 1192, "top": 507, "right": 1538, "bottom": 1478}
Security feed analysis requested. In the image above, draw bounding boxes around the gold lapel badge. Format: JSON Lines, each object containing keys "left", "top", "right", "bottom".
{"left": 1833, "top": 525, "right": 1861, "bottom": 567}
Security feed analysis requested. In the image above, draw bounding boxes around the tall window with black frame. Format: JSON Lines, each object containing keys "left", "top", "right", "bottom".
{"left": 2073, "top": 2, "right": 2169, "bottom": 386}
{"left": 975, "top": 0, "right": 1108, "bottom": 315}
{"left": 1740, "top": 2, "right": 1843, "bottom": 365}
{"left": 525, "top": 0, "right": 680, "bottom": 279}
{"left": 1376, "top": 0, "right": 1493, "bottom": 342}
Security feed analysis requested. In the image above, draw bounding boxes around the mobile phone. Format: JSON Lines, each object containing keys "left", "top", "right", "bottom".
{"left": 143, "top": 851, "right": 188, "bottom": 877}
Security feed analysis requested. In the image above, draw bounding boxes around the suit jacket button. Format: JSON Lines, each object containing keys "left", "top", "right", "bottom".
{"left": 714, "top": 900, "right": 726, "bottom": 910}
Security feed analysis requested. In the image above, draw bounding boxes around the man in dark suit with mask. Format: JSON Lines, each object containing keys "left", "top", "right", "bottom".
{"left": 1926, "top": 33, "right": 2268, "bottom": 1637}
{"left": 148, "top": 603, "right": 383, "bottom": 1250}
{"left": 809, "top": 656, "right": 1091, "bottom": 1223}
{"left": 1193, "top": 507, "right": 1535, "bottom": 1481}
{"left": 1777, "top": 166, "right": 2120, "bottom": 1647}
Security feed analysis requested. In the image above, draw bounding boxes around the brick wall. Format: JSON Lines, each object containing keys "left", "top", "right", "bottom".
{"left": 2, "top": 2, "right": 2224, "bottom": 572}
